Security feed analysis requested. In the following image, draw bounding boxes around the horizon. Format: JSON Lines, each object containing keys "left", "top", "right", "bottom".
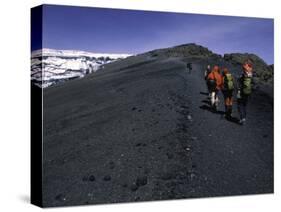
{"left": 31, "top": 48, "right": 133, "bottom": 56}
{"left": 32, "top": 44, "right": 273, "bottom": 64}
{"left": 32, "top": 5, "right": 274, "bottom": 64}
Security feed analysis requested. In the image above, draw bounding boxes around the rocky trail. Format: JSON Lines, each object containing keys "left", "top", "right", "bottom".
{"left": 183, "top": 61, "right": 273, "bottom": 197}
{"left": 42, "top": 57, "right": 273, "bottom": 207}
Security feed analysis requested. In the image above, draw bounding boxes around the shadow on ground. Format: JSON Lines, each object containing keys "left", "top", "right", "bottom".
{"left": 199, "top": 104, "right": 225, "bottom": 115}
{"left": 18, "top": 195, "right": 30, "bottom": 203}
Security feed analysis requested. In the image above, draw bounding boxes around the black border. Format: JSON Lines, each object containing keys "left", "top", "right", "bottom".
{"left": 31, "top": 5, "right": 43, "bottom": 207}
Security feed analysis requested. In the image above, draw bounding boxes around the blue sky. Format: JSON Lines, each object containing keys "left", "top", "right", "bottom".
{"left": 38, "top": 5, "right": 274, "bottom": 64}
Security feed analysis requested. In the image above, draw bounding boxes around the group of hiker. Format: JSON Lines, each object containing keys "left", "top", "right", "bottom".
{"left": 204, "top": 60, "right": 254, "bottom": 125}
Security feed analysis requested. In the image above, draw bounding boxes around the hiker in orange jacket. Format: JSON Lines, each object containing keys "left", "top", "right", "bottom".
{"left": 207, "top": 65, "right": 223, "bottom": 111}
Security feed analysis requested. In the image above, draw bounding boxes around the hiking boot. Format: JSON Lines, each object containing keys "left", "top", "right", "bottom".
{"left": 211, "top": 103, "right": 216, "bottom": 111}
{"left": 226, "top": 106, "right": 232, "bottom": 118}
{"left": 239, "top": 118, "right": 246, "bottom": 125}
{"left": 225, "top": 113, "right": 232, "bottom": 119}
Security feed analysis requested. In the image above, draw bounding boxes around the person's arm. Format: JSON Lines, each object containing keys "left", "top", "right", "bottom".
{"left": 220, "top": 75, "right": 224, "bottom": 90}
{"left": 207, "top": 72, "right": 213, "bottom": 80}
{"left": 236, "top": 75, "right": 242, "bottom": 98}
{"left": 232, "top": 75, "right": 236, "bottom": 88}
{"left": 251, "top": 70, "right": 258, "bottom": 90}
{"left": 237, "top": 74, "right": 242, "bottom": 89}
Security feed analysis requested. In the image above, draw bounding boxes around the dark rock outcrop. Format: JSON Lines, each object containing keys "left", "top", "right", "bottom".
{"left": 224, "top": 53, "right": 273, "bottom": 84}
{"left": 148, "top": 43, "right": 222, "bottom": 60}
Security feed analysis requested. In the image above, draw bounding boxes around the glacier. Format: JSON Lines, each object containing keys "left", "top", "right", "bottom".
{"left": 31, "top": 48, "right": 131, "bottom": 88}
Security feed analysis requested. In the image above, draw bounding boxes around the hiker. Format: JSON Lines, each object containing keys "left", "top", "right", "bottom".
{"left": 187, "top": 62, "right": 192, "bottom": 74}
{"left": 222, "top": 68, "right": 235, "bottom": 119}
{"left": 204, "top": 65, "right": 212, "bottom": 95}
{"left": 207, "top": 65, "right": 223, "bottom": 111}
{"left": 237, "top": 60, "right": 253, "bottom": 125}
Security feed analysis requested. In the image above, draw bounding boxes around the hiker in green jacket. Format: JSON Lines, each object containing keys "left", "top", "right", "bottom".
{"left": 222, "top": 68, "right": 235, "bottom": 119}
{"left": 237, "top": 60, "right": 253, "bottom": 125}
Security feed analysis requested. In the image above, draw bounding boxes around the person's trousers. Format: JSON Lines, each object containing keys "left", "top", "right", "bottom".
{"left": 237, "top": 94, "right": 249, "bottom": 120}
{"left": 223, "top": 90, "right": 233, "bottom": 116}
{"left": 211, "top": 90, "right": 219, "bottom": 108}
{"left": 224, "top": 97, "right": 233, "bottom": 106}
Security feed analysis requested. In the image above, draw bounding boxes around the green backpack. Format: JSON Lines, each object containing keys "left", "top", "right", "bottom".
{"left": 224, "top": 73, "right": 234, "bottom": 91}
{"left": 242, "top": 77, "right": 252, "bottom": 95}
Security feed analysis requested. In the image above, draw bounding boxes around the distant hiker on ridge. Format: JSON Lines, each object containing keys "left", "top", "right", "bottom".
{"left": 222, "top": 68, "right": 235, "bottom": 119}
{"left": 187, "top": 62, "right": 192, "bottom": 74}
{"left": 237, "top": 60, "right": 254, "bottom": 125}
{"left": 204, "top": 64, "right": 212, "bottom": 96}
{"left": 207, "top": 65, "right": 223, "bottom": 111}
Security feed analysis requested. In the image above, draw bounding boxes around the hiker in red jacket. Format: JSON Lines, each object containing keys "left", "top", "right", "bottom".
{"left": 207, "top": 65, "right": 223, "bottom": 111}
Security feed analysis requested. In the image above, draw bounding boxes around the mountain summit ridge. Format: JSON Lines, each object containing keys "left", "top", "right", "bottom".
{"left": 31, "top": 43, "right": 273, "bottom": 88}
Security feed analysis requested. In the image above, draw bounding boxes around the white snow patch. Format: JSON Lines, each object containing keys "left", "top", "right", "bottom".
{"left": 31, "top": 48, "right": 132, "bottom": 88}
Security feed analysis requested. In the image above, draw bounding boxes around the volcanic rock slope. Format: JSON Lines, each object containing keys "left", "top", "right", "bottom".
{"left": 42, "top": 44, "right": 273, "bottom": 207}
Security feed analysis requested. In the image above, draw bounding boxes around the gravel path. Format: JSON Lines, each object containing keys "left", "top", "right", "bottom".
{"left": 42, "top": 57, "right": 273, "bottom": 207}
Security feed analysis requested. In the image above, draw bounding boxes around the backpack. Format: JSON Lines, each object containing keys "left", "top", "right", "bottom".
{"left": 224, "top": 73, "right": 234, "bottom": 91}
{"left": 242, "top": 76, "right": 252, "bottom": 95}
